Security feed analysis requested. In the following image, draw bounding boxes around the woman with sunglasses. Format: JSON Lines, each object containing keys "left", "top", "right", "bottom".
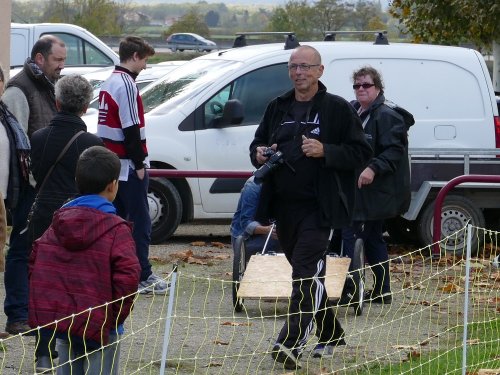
{"left": 341, "top": 66, "right": 414, "bottom": 304}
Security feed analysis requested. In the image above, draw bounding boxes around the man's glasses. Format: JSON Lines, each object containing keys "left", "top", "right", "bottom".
{"left": 288, "top": 63, "right": 320, "bottom": 71}
{"left": 353, "top": 83, "right": 375, "bottom": 90}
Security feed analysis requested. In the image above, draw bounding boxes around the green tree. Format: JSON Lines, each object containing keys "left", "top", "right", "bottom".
{"left": 389, "top": 0, "right": 499, "bottom": 48}
{"left": 267, "top": 0, "right": 316, "bottom": 40}
{"left": 352, "top": 0, "right": 384, "bottom": 34}
{"left": 312, "top": 0, "right": 354, "bottom": 35}
{"left": 390, "top": 0, "right": 500, "bottom": 91}
{"left": 73, "top": 0, "right": 123, "bottom": 35}
{"left": 41, "top": 0, "right": 123, "bottom": 35}
{"left": 205, "top": 10, "right": 220, "bottom": 27}
{"left": 166, "top": 8, "right": 210, "bottom": 38}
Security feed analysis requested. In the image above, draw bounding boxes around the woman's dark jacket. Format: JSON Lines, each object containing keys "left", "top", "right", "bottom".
{"left": 351, "top": 93, "right": 414, "bottom": 221}
{"left": 29, "top": 112, "right": 104, "bottom": 241}
{"left": 250, "top": 82, "right": 373, "bottom": 228}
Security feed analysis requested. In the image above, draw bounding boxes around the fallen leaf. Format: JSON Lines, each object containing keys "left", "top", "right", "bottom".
{"left": 392, "top": 345, "right": 418, "bottom": 351}
{"left": 187, "top": 257, "right": 208, "bottom": 265}
{"left": 191, "top": 241, "right": 207, "bottom": 246}
{"left": 408, "top": 350, "right": 420, "bottom": 359}
{"left": 221, "top": 321, "right": 252, "bottom": 327}
{"left": 169, "top": 249, "right": 194, "bottom": 262}
{"left": 210, "top": 241, "right": 227, "bottom": 248}
{"left": 409, "top": 300, "right": 439, "bottom": 307}
{"left": 441, "top": 283, "right": 464, "bottom": 293}
{"left": 213, "top": 340, "right": 229, "bottom": 346}
{"left": 202, "top": 362, "right": 222, "bottom": 368}
{"left": 419, "top": 339, "right": 430, "bottom": 346}
{"left": 474, "top": 282, "right": 496, "bottom": 288}
{"left": 466, "top": 338, "right": 481, "bottom": 345}
{"left": 403, "top": 281, "right": 423, "bottom": 290}
{"left": 212, "top": 254, "right": 231, "bottom": 260}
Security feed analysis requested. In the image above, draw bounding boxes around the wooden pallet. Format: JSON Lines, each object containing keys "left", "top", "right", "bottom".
{"left": 237, "top": 254, "right": 350, "bottom": 300}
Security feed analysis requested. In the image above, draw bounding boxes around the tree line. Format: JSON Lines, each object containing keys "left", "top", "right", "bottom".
{"left": 12, "top": 0, "right": 499, "bottom": 51}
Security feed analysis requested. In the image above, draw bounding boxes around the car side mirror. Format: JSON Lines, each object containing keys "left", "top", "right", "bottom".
{"left": 215, "top": 99, "right": 244, "bottom": 127}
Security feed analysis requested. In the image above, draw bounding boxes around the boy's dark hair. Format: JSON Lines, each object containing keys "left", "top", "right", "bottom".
{"left": 76, "top": 146, "right": 120, "bottom": 194}
{"left": 119, "top": 36, "right": 155, "bottom": 62}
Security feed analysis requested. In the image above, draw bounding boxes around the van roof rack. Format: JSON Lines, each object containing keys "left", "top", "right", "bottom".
{"left": 324, "top": 30, "right": 389, "bottom": 45}
{"left": 233, "top": 32, "right": 300, "bottom": 50}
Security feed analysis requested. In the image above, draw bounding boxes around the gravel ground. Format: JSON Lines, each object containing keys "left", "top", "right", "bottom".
{"left": 0, "top": 222, "right": 495, "bottom": 375}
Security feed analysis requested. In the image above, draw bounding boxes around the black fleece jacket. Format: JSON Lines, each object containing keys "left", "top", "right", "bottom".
{"left": 350, "top": 93, "right": 414, "bottom": 221}
{"left": 250, "top": 82, "right": 372, "bottom": 228}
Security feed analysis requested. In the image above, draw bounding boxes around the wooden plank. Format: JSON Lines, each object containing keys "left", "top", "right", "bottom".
{"left": 237, "top": 254, "right": 350, "bottom": 300}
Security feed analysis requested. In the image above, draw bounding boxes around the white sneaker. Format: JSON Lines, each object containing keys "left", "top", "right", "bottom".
{"left": 138, "top": 273, "right": 170, "bottom": 295}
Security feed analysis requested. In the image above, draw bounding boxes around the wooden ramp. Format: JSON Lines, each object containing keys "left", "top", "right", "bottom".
{"left": 237, "top": 254, "right": 350, "bottom": 300}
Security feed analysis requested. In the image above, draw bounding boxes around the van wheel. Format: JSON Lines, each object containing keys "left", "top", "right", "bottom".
{"left": 148, "top": 178, "right": 182, "bottom": 244}
{"left": 385, "top": 217, "right": 418, "bottom": 244}
{"left": 417, "top": 195, "right": 484, "bottom": 255}
{"left": 170, "top": 46, "right": 177, "bottom": 52}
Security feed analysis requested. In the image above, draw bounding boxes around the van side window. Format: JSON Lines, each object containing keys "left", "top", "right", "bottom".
{"left": 43, "top": 32, "right": 114, "bottom": 66}
{"left": 203, "top": 63, "right": 291, "bottom": 129}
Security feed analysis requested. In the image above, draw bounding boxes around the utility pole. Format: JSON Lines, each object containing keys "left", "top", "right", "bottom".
{"left": 0, "top": 0, "right": 12, "bottom": 81}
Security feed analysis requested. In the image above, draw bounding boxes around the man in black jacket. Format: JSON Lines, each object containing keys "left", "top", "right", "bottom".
{"left": 250, "top": 45, "right": 372, "bottom": 369}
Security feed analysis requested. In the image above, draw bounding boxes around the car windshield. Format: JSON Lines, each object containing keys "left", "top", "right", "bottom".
{"left": 141, "top": 59, "right": 242, "bottom": 114}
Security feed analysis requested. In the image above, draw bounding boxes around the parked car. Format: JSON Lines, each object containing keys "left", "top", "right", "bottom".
{"left": 83, "top": 61, "right": 186, "bottom": 110}
{"left": 166, "top": 33, "right": 217, "bottom": 52}
{"left": 10, "top": 23, "right": 119, "bottom": 77}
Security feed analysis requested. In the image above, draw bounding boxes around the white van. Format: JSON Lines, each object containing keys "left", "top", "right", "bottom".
{"left": 90, "top": 36, "right": 499, "bottom": 251}
{"left": 10, "top": 23, "right": 119, "bottom": 76}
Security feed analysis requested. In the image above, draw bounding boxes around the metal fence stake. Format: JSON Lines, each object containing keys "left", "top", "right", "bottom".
{"left": 160, "top": 263, "right": 178, "bottom": 375}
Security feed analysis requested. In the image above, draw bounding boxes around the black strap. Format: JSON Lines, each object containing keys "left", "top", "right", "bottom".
{"left": 36, "top": 130, "right": 85, "bottom": 193}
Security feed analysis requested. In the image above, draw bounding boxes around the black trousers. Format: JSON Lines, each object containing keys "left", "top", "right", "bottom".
{"left": 338, "top": 220, "right": 391, "bottom": 295}
{"left": 275, "top": 208, "right": 345, "bottom": 351}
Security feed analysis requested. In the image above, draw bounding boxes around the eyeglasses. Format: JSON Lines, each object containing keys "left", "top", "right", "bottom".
{"left": 353, "top": 83, "right": 375, "bottom": 90}
{"left": 288, "top": 63, "right": 320, "bottom": 71}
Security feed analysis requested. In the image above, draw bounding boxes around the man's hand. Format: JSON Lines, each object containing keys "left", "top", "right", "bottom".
{"left": 256, "top": 144, "right": 277, "bottom": 165}
{"left": 301, "top": 136, "right": 324, "bottom": 158}
{"left": 358, "top": 167, "right": 375, "bottom": 188}
{"left": 136, "top": 168, "right": 146, "bottom": 180}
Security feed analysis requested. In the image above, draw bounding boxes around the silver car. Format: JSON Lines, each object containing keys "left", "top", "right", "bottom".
{"left": 166, "top": 33, "right": 218, "bottom": 52}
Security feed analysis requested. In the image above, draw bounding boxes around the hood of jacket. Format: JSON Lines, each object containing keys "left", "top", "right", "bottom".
{"left": 50, "top": 205, "right": 126, "bottom": 251}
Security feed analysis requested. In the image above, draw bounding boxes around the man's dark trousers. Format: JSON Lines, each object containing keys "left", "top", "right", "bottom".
{"left": 275, "top": 209, "right": 345, "bottom": 350}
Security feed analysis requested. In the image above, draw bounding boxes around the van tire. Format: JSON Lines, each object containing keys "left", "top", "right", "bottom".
{"left": 417, "top": 195, "right": 484, "bottom": 255}
{"left": 149, "top": 178, "right": 183, "bottom": 244}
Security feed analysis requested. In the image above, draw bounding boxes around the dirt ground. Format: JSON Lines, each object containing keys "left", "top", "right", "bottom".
{"left": 0, "top": 222, "right": 497, "bottom": 374}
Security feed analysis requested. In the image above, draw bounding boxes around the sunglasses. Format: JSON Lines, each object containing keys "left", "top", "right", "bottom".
{"left": 353, "top": 83, "right": 375, "bottom": 90}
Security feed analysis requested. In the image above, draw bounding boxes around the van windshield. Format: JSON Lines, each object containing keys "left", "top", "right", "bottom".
{"left": 141, "top": 59, "right": 241, "bottom": 114}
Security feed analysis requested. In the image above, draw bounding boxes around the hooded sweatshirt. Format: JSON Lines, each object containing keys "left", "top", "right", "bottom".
{"left": 28, "top": 195, "right": 140, "bottom": 346}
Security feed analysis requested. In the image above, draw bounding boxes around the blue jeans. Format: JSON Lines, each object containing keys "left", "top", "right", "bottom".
{"left": 4, "top": 184, "right": 36, "bottom": 324}
{"left": 114, "top": 169, "right": 152, "bottom": 281}
{"left": 56, "top": 333, "right": 121, "bottom": 375}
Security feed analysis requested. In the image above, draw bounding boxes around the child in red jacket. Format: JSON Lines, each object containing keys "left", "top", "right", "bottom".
{"left": 29, "top": 146, "right": 140, "bottom": 374}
